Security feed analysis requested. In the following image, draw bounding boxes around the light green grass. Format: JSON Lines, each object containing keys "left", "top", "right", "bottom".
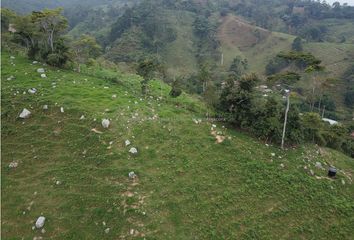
{"left": 1, "top": 52, "right": 354, "bottom": 239}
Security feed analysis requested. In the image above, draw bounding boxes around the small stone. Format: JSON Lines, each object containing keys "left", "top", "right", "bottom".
{"left": 60, "top": 107, "right": 64, "bottom": 113}
{"left": 130, "top": 229, "right": 135, "bottom": 235}
{"left": 41, "top": 228, "right": 46, "bottom": 234}
{"left": 102, "top": 221, "right": 106, "bottom": 226}
{"left": 315, "top": 162, "right": 322, "bottom": 169}
{"left": 280, "top": 163, "right": 285, "bottom": 168}
{"left": 55, "top": 181, "right": 61, "bottom": 185}
{"left": 33, "top": 61, "right": 38, "bottom": 64}
{"left": 105, "top": 228, "right": 110, "bottom": 234}
{"left": 125, "top": 140, "right": 131, "bottom": 146}
{"left": 19, "top": 108, "right": 31, "bottom": 119}
{"left": 310, "top": 170, "right": 314, "bottom": 176}
{"left": 271, "top": 153, "right": 276, "bottom": 157}
{"left": 40, "top": 74, "right": 47, "bottom": 78}
{"left": 35, "top": 216, "right": 45, "bottom": 229}
{"left": 102, "top": 119, "right": 110, "bottom": 129}
{"left": 112, "top": 94, "right": 117, "bottom": 98}
{"left": 129, "top": 172, "right": 137, "bottom": 179}
{"left": 28, "top": 88, "right": 37, "bottom": 94}
{"left": 80, "top": 115, "right": 85, "bottom": 120}
{"left": 129, "top": 147, "right": 138, "bottom": 154}
{"left": 37, "top": 68, "right": 45, "bottom": 73}
{"left": 9, "top": 161, "right": 18, "bottom": 168}
{"left": 341, "top": 179, "right": 345, "bottom": 185}
{"left": 10, "top": 56, "right": 15, "bottom": 59}
{"left": 43, "top": 105, "right": 48, "bottom": 110}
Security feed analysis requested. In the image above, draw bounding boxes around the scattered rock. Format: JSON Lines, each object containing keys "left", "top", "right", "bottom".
{"left": 104, "top": 228, "right": 110, "bottom": 234}
{"left": 80, "top": 115, "right": 85, "bottom": 120}
{"left": 271, "top": 153, "right": 276, "bottom": 157}
{"left": 55, "top": 180, "right": 61, "bottom": 185}
{"left": 10, "top": 56, "right": 15, "bottom": 59}
{"left": 35, "top": 216, "right": 45, "bottom": 229}
{"left": 19, "top": 108, "right": 31, "bottom": 119}
{"left": 40, "top": 74, "right": 47, "bottom": 78}
{"left": 112, "top": 94, "right": 117, "bottom": 99}
{"left": 37, "top": 68, "right": 45, "bottom": 73}
{"left": 41, "top": 228, "right": 46, "bottom": 234}
{"left": 341, "top": 179, "right": 345, "bottom": 185}
{"left": 60, "top": 107, "right": 64, "bottom": 113}
{"left": 130, "top": 229, "right": 135, "bottom": 235}
{"left": 310, "top": 170, "right": 315, "bottom": 176}
{"left": 280, "top": 163, "right": 285, "bottom": 168}
{"left": 129, "top": 147, "right": 138, "bottom": 154}
{"left": 315, "top": 162, "right": 322, "bottom": 169}
{"left": 102, "top": 119, "right": 110, "bottom": 129}
{"left": 129, "top": 172, "right": 137, "bottom": 179}
{"left": 9, "top": 161, "right": 18, "bottom": 168}
{"left": 43, "top": 105, "right": 48, "bottom": 110}
{"left": 125, "top": 140, "right": 131, "bottom": 146}
{"left": 33, "top": 61, "right": 38, "bottom": 64}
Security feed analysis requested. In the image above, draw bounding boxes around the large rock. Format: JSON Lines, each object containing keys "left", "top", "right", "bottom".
{"left": 19, "top": 108, "right": 31, "bottom": 119}
{"left": 102, "top": 119, "right": 110, "bottom": 129}
{"left": 35, "top": 216, "right": 45, "bottom": 229}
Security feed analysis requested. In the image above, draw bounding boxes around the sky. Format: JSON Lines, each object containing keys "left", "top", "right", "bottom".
{"left": 325, "top": 0, "right": 354, "bottom": 6}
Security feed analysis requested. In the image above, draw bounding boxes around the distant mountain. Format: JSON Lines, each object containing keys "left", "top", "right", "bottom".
{"left": 1, "top": 0, "right": 129, "bottom": 14}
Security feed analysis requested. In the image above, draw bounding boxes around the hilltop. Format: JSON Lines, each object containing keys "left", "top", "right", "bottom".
{"left": 2, "top": 52, "right": 354, "bottom": 239}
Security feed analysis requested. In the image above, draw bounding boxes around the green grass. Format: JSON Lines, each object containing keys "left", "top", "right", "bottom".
{"left": 1, "top": 52, "right": 354, "bottom": 239}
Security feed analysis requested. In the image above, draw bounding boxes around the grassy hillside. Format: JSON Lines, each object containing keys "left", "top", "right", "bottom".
{"left": 2, "top": 52, "right": 354, "bottom": 239}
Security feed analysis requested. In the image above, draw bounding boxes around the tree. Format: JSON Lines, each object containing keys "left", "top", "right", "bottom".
{"left": 71, "top": 35, "right": 101, "bottom": 72}
{"left": 169, "top": 77, "right": 183, "bottom": 98}
{"left": 220, "top": 74, "right": 259, "bottom": 127}
{"left": 292, "top": 37, "right": 303, "bottom": 51}
{"left": 229, "top": 56, "right": 248, "bottom": 78}
{"left": 136, "top": 57, "right": 161, "bottom": 95}
{"left": 32, "top": 8, "right": 68, "bottom": 53}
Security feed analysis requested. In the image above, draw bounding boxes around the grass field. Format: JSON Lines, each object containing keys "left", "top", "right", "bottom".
{"left": 1, "top": 52, "right": 354, "bottom": 239}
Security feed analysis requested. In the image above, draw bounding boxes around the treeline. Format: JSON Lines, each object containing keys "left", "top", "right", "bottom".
{"left": 1, "top": 8, "right": 101, "bottom": 71}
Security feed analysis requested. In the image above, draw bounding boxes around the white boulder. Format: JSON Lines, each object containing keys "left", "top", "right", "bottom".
{"left": 102, "top": 119, "right": 110, "bottom": 129}
{"left": 35, "top": 216, "right": 45, "bottom": 229}
{"left": 129, "top": 147, "right": 138, "bottom": 154}
{"left": 19, "top": 108, "right": 31, "bottom": 119}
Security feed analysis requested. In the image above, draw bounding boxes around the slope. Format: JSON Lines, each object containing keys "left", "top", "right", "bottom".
{"left": 1, "top": 52, "right": 354, "bottom": 239}
{"left": 217, "top": 14, "right": 354, "bottom": 78}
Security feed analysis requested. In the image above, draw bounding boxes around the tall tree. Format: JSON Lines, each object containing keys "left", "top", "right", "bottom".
{"left": 71, "top": 35, "right": 101, "bottom": 72}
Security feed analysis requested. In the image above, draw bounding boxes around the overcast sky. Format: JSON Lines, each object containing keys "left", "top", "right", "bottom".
{"left": 325, "top": 0, "right": 354, "bottom": 6}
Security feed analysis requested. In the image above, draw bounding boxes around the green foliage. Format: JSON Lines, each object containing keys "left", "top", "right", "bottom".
{"left": 169, "top": 77, "right": 183, "bottom": 98}
{"left": 229, "top": 56, "right": 248, "bottom": 78}
{"left": 292, "top": 37, "right": 303, "bottom": 51}
{"left": 277, "top": 51, "right": 324, "bottom": 71}
{"left": 137, "top": 56, "right": 162, "bottom": 95}
{"left": 267, "top": 72, "right": 301, "bottom": 86}
{"left": 265, "top": 56, "right": 289, "bottom": 75}
{"left": 71, "top": 34, "right": 101, "bottom": 72}
{"left": 344, "top": 91, "right": 354, "bottom": 108}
